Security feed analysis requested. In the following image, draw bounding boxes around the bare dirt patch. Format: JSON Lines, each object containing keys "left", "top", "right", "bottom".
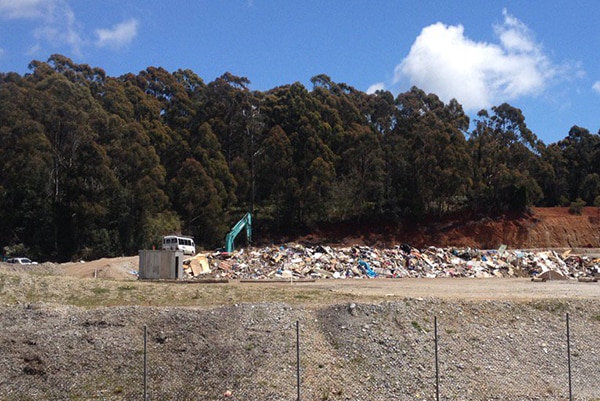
{"left": 60, "top": 256, "right": 138, "bottom": 280}
{"left": 297, "top": 207, "right": 600, "bottom": 249}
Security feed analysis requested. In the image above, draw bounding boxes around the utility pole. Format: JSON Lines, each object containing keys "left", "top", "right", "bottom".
{"left": 244, "top": 104, "right": 260, "bottom": 215}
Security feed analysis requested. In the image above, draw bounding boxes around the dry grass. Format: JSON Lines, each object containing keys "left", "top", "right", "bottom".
{"left": 0, "top": 269, "right": 363, "bottom": 308}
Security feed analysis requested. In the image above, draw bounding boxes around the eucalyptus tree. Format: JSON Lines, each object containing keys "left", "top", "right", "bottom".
{"left": 554, "top": 126, "right": 600, "bottom": 203}
{"left": 386, "top": 87, "right": 471, "bottom": 218}
{"left": 203, "top": 73, "right": 252, "bottom": 167}
{"left": 254, "top": 125, "right": 298, "bottom": 228}
{"left": 16, "top": 57, "right": 125, "bottom": 259}
{"left": 0, "top": 73, "right": 53, "bottom": 257}
{"left": 534, "top": 143, "right": 568, "bottom": 206}
{"left": 261, "top": 82, "right": 337, "bottom": 226}
{"left": 309, "top": 75, "right": 385, "bottom": 221}
{"left": 169, "top": 157, "right": 224, "bottom": 246}
{"left": 468, "top": 103, "right": 544, "bottom": 212}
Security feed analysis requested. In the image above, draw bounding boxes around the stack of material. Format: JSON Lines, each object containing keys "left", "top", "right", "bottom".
{"left": 182, "top": 244, "right": 600, "bottom": 281}
{"left": 183, "top": 254, "right": 211, "bottom": 276}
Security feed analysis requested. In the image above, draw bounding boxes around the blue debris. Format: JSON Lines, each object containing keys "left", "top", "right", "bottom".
{"left": 358, "top": 260, "right": 377, "bottom": 278}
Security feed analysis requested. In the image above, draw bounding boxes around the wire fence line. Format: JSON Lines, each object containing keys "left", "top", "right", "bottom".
{"left": 1, "top": 308, "right": 599, "bottom": 400}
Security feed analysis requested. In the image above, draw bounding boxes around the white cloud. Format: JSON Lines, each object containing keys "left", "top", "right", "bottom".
{"left": 0, "top": 0, "right": 85, "bottom": 57}
{"left": 95, "top": 19, "right": 139, "bottom": 49}
{"left": 496, "top": 9, "right": 536, "bottom": 53}
{"left": 26, "top": 43, "right": 42, "bottom": 56}
{"left": 0, "top": 0, "right": 55, "bottom": 19}
{"left": 0, "top": 0, "right": 139, "bottom": 57}
{"left": 367, "top": 82, "right": 385, "bottom": 94}
{"left": 390, "top": 10, "right": 561, "bottom": 111}
{"left": 593, "top": 81, "right": 600, "bottom": 94}
{"left": 33, "top": 2, "right": 84, "bottom": 56}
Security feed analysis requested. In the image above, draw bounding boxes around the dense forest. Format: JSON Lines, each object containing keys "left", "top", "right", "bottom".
{"left": 1, "top": 54, "right": 599, "bottom": 261}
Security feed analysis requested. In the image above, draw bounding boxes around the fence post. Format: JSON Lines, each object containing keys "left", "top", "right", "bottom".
{"left": 435, "top": 316, "right": 440, "bottom": 401}
{"left": 144, "top": 325, "right": 148, "bottom": 401}
{"left": 566, "top": 313, "right": 572, "bottom": 401}
{"left": 296, "top": 320, "right": 301, "bottom": 401}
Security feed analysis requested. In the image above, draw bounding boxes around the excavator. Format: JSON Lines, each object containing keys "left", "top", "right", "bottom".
{"left": 224, "top": 212, "right": 252, "bottom": 253}
{"left": 184, "top": 212, "right": 252, "bottom": 276}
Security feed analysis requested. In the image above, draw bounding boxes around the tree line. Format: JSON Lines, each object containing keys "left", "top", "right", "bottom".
{"left": 1, "top": 55, "right": 599, "bottom": 261}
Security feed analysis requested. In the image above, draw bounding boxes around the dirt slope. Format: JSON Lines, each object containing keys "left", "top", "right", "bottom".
{"left": 299, "top": 207, "right": 600, "bottom": 249}
{"left": 426, "top": 207, "right": 600, "bottom": 249}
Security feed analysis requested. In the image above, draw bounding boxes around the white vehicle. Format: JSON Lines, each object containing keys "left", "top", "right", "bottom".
{"left": 6, "top": 257, "right": 38, "bottom": 265}
{"left": 162, "top": 235, "right": 196, "bottom": 255}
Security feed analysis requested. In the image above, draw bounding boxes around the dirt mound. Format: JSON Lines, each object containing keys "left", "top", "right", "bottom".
{"left": 60, "top": 257, "right": 139, "bottom": 280}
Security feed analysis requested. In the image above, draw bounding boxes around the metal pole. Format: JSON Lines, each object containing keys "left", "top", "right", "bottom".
{"left": 296, "top": 320, "right": 301, "bottom": 401}
{"left": 144, "top": 325, "right": 148, "bottom": 401}
{"left": 435, "top": 316, "right": 440, "bottom": 401}
{"left": 248, "top": 123, "right": 255, "bottom": 216}
{"left": 566, "top": 313, "right": 572, "bottom": 401}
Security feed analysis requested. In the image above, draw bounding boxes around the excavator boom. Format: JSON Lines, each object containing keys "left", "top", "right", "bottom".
{"left": 225, "top": 212, "right": 252, "bottom": 253}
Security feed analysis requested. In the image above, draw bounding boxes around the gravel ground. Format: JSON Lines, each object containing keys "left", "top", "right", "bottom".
{"left": 1, "top": 262, "right": 600, "bottom": 400}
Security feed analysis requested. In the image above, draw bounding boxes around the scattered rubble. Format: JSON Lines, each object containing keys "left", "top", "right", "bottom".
{"left": 182, "top": 244, "right": 600, "bottom": 281}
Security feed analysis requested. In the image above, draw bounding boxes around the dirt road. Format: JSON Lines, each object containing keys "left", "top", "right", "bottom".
{"left": 305, "top": 277, "right": 600, "bottom": 300}
{"left": 53, "top": 256, "right": 600, "bottom": 302}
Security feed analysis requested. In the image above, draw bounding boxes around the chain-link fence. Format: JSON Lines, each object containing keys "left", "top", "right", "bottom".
{"left": 0, "top": 302, "right": 599, "bottom": 400}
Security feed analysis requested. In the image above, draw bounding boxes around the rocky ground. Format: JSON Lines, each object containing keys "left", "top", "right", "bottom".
{"left": 1, "top": 260, "right": 600, "bottom": 400}
{"left": 1, "top": 207, "right": 600, "bottom": 400}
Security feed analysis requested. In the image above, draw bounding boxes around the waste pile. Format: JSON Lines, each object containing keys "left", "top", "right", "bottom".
{"left": 183, "top": 244, "right": 600, "bottom": 281}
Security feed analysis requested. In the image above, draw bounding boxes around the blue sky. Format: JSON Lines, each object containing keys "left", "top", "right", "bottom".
{"left": 0, "top": 0, "right": 599, "bottom": 145}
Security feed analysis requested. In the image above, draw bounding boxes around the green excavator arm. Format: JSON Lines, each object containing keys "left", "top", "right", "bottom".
{"left": 225, "top": 212, "right": 252, "bottom": 253}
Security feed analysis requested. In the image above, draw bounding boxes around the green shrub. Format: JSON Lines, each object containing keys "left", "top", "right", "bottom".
{"left": 568, "top": 198, "right": 586, "bottom": 215}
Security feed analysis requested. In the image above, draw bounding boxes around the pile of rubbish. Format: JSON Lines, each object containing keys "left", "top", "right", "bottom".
{"left": 184, "top": 244, "right": 600, "bottom": 281}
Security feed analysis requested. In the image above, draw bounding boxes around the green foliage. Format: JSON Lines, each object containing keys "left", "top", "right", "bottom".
{"left": 559, "top": 126, "right": 600, "bottom": 202}
{"left": 559, "top": 196, "right": 571, "bottom": 207}
{"left": 1, "top": 54, "right": 599, "bottom": 260}
{"left": 3, "top": 243, "right": 29, "bottom": 258}
{"left": 145, "top": 211, "right": 182, "bottom": 249}
{"left": 170, "top": 158, "right": 227, "bottom": 246}
{"left": 468, "top": 103, "right": 545, "bottom": 213}
{"left": 580, "top": 173, "right": 600, "bottom": 204}
{"left": 569, "top": 198, "right": 586, "bottom": 215}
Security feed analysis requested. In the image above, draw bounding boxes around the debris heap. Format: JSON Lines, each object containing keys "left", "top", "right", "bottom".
{"left": 183, "top": 244, "right": 600, "bottom": 281}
